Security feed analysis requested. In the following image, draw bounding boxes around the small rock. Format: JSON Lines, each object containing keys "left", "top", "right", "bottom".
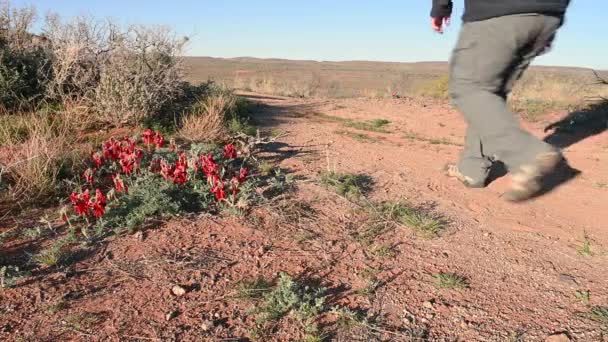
{"left": 165, "top": 310, "right": 178, "bottom": 321}
{"left": 201, "top": 320, "right": 214, "bottom": 332}
{"left": 171, "top": 285, "right": 187, "bottom": 297}
{"left": 134, "top": 231, "right": 144, "bottom": 241}
{"left": 422, "top": 301, "right": 434, "bottom": 310}
{"left": 545, "top": 333, "right": 570, "bottom": 342}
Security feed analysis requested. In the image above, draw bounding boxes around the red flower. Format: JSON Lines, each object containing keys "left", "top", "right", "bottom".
{"left": 113, "top": 174, "right": 127, "bottom": 193}
{"left": 69, "top": 189, "right": 91, "bottom": 217}
{"left": 155, "top": 131, "right": 165, "bottom": 148}
{"left": 135, "top": 148, "right": 144, "bottom": 160}
{"left": 173, "top": 167, "right": 187, "bottom": 185}
{"left": 90, "top": 202, "right": 105, "bottom": 218}
{"left": 122, "top": 136, "right": 136, "bottom": 154}
{"left": 178, "top": 151, "right": 189, "bottom": 168}
{"left": 211, "top": 180, "right": 226, "bottom": 201}
{"left": 89, "top": 189, "right": 107, "bottom": 218}
{"left": 83, "top": 168, "right": 95, "bottom": 184}
{"left": 119, "top": 151, "right": 139, "bottom": 175}
{"left": 142, "top": 129, "right": 154, "bottom": 146}
{"left": 201, "top": 154, "right": 218, "bottom": 178}
{"left": 103, "top": 138, "right": 121, "bottom": 161}
{"left": 223, "top": 144, "right": 237, "bottom": 159}
{"left": 95, "top": 189, "right": 107, "bottom": 206}
{"left": 91, "top": 151, "right": 104, "bottom": 167}
{"left": 237, "top": 168, "right": 248, "bottom": 184}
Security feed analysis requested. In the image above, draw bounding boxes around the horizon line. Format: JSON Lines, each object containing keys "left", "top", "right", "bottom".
{"left": 184, "top": 55, "right": 607, "bottom": 71}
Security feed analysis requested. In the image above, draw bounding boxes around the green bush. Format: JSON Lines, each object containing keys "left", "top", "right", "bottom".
{"left": 0, "top": 42, "right": 50, "bottom": 110}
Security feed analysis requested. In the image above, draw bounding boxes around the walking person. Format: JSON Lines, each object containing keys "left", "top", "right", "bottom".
{"left": 431, "top": 0, "right": 571, "bottom": 202}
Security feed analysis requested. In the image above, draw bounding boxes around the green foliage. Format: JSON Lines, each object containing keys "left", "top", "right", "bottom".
{"left": 33, "top": 235, "right": 75, "bottom": 267}
{"left": 228, "top": 116, "right": 257, "bottom": 136}
{"left": 334, "top": 130, "right": 380, "bottom": 142}
{"left": 372, "top": 201, "right": 447, "bottom": 239}
{"left": 344, "top": 119, "right": 391, "bottom": 133}
{"left": 258, "top": 161, "right": 274, "bottom": 177}
{"left": 372, "top": 245, "right": 397, "bottom": 259}
{"left": 511, "top": 99, "right": 554, "bottom": 122}
{"left": 253, "top": 272, "right": 327, "bottom": 324}
{"left": 103, "top": 171, "right": 213, "bottom": 234}
{"left": 575, "top": 290, "right": 591, "bottom": 305}
{"left": 235, "top": 277, "right": 273, "bottom": 299}
{"left": 0, "top": 45, "right": 50, "bottom": 110}
{"left": 419, "top": 75, "right": 449, "bottom": 100}
{"left": 0, "top": 265, "right": 28, "bottom": 288}
{"left": 577, "top": 236, "right": 593, "bottom": 256}
{"left": 590, "top": 306, "right": 608, "bottom": 326}
{"left": 320, "top": 171, "right": 373, "bottom": 198}
{"left": 434, "top": 273, "right": 469, "bottom": 290}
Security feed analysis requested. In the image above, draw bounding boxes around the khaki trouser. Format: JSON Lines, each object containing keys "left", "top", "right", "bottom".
{"left": 449, "top": 14, "right": 563, "bottom": 186}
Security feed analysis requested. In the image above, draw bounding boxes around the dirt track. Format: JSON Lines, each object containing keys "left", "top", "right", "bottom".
{"left": 1, "top": 93, "right": 607, "bottom": 341}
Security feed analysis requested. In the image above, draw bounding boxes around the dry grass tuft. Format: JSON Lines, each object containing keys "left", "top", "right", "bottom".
{"left": 179, "top": 91, "right": 236, "bottom": 142}
{"left": 0, "top": 112, "right": 73, "bottom": 203}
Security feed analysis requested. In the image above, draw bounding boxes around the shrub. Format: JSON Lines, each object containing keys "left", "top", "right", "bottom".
{"left": 0, "top": 3, "right": 50, "bottom": 110}
{"left": 44, "top": 15, "right": 188, "bottom": 125}
{"left": 253, "top": 272, "right": 327, "bottom": 324}
{"left": 418, "top": 75, "right": 449, "bottom": 100}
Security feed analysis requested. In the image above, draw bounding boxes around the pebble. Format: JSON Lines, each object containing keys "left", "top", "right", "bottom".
{"left": 171, "top": 285, "right": 187, "bottom": 297}
{"left": 201, "top": 320, "right": 214, "bottom": 332}
{"left": 165, "top": 310, "right": 178, "bottom": 321}
{"left": 545, "top": 333, "right": 570, "bottom": 342}
{"left": 423, "top": 301, "right": 434, "bottom": 310}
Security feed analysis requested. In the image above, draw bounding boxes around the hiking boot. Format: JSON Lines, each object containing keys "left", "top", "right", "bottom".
{"left": 444, "top": 164, "right": 486, "bottom": 188}
{"left": 504, "top": 151, "right": 562, "bottom": 202}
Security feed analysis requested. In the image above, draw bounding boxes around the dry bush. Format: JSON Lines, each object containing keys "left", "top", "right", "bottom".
{"left": 43, "top": 14, "right": 188, "bottom": 125}
{"left": 179, "top": 90, "right": 236, "bottom": 142}
{"left": 0, "top": 112, "right": 72, "bottom": 202}
{"left": 510, "top": 71, "right": 606, "bottom": 107}
{"left": 417, "top": 75, "right": 449, "bottom": 100}
{"left": 235, "top": 74, "right": 322, "bottom": 98}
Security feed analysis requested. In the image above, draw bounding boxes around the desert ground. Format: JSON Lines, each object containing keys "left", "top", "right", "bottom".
{"left": 1, "top": 55, "right": 608, "bottom": 342}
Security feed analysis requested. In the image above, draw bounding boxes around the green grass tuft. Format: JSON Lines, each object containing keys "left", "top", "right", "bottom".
{"left": 433, "top": 273, "right": 469, "bottom": 290}
{"left": 320, "top": 171, "right": 373, "bottom": 198}
{"left": 344, "top": 119, "right": 391, "bottom": 133}
{"left": 575, "top": 290, "right": 591, "bottom": 305}
{"left": 378, "top": 201, "right": 447, "bottom": 239}
{"left": 590, "top": 306, "right": 608, "bottom": 326}
{"left": 577, "top": 236, "right": 593, "bottom": 256}
{"left": 235, "top": 277, "right": 273, "bottom": 300}
{"left": 334, "top": 129, "right": 380, "bottom": 143}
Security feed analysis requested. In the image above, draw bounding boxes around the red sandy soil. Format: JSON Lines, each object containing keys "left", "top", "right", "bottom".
{"left": 1, "top": 93, "right": 607, "bottom": 341}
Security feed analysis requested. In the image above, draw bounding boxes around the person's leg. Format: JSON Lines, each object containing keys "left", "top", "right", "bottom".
{"left": 452, "top": 126, "right": 492, "bottom": 187}
{"left": 448, "top": 14, "right": 563, "bottom": 200}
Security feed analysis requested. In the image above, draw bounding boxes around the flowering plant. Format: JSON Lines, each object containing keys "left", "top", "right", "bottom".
{"left": 64, "top": 130, "right": 252, "bottom": 235}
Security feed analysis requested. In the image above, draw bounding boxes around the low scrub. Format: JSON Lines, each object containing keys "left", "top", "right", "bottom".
{"left": 62, "top": 130, "right": 254, "bottom": 237}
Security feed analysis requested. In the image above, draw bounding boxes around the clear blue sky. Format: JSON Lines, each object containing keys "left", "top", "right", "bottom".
{"left": 13, "top": 0, "right": 607, "bottom": 69}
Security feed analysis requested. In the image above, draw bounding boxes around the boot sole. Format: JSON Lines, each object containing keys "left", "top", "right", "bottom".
{"left": 504, "top": 152, "right": 562, "bottom": 202}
